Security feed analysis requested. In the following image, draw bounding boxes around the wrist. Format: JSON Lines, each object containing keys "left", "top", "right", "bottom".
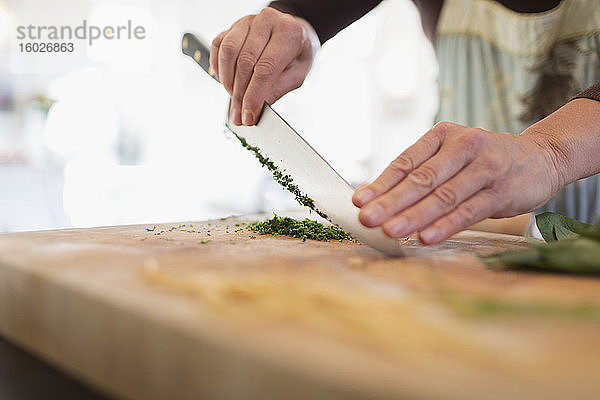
{"left": 520, "top": 98, "right": 600, "bottom": 191}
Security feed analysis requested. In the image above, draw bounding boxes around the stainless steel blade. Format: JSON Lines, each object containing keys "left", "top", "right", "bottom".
{"left": 225, "top": 101, "right": 404, "bottom": 256}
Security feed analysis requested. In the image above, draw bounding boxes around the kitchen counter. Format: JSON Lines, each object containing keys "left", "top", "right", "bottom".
{"left": 1, "top": 212, "right": 599, "bottom": 400}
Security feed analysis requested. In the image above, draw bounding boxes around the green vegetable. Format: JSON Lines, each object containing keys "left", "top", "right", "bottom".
{"left": 248, "top": 214, "right": 352, "bottom": 242}
{"left": 484, "top": 237, "right": 600, "bottom": 274}
{"left": 535, "top": 212, "right": 591, "bottom": 242}
{"left": 483, "top": 213, "right": 600, "bottom": 274}
{"left": 145, "top": 226, "right": 156, "bottom": 232}
{"left": 231, "top": 131, "right": 327, "bottom": 219}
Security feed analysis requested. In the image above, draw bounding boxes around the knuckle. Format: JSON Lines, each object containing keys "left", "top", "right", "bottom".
{"left": 254, "top": 58, "right": 278, "bottom": 79}
{"left": 477, "top": 152, "right": 503, "bottom": 171}
{"left": 236, "top": 52, "right": 257, "bottom": 72}
{"left": 388, "top": 155, "right": 414, "bottom": 175}
{"left": 456, "top": 129, "right": 485, "bottom": 149}
{"left": 278, "top": 15, "right": 302, "bottom": 38}
{"left": 219, "top": 40, "right": 240, "bottom": 60}
{"left": 456, "top": 202, "right": 477, "bottom": 224}
{"left": 241, "top": 15, "right": 255, "bottom": 24}
{"left": 433, "top": 121, "right": 455, "bottom": 132}
{"left": 408, "top": 165, "right": 438, "bottom": 190}
{"left": 432, "top": 186, "right": 458, "bottom": 210}
{"left": 432, "top": 121, "right": 458, "bottom": 137}
{"left": 211, "top": 33, "right": 225, "bottom": 48}
{"left": 260, "top": 7, "right": 278, "bottom": 18}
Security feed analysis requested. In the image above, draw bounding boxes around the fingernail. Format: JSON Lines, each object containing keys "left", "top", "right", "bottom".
{"left": 361, "top": 203, "right": 384, "bottom": 226}
{"left": 230, "top": 108, "right": 241, "bottom": 125}
{"left": 386, "top": 216, "right": 408, "bottom": 237}
{"left": 354, "top": 187, "right": 374, "bottom": 206}
{"left": 242, "top": 110, "right": 254, "bottom": 126}
{"left": 420, "top": 227, "right": 441, "bottom": 244}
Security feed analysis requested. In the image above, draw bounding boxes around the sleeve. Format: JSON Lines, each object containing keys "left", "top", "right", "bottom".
{"left": 268, "top": 0, "right": 384, "bottom": 44}
{"left": 573, "top": 82, "right": 600, "bottom": 103}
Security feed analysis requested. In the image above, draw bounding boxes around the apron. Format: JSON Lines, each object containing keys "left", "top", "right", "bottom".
{"left": 435, "top": 0, "right": 600, "bottom": 224}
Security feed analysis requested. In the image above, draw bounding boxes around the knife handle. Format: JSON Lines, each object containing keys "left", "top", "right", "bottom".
{"left": 182, "top": 33, "right": 219, "bottom": 82}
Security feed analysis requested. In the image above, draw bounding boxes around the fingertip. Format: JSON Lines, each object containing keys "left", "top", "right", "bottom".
{"left": 418, "top": 226, "right": 444, "bottom": 245}
{"left": 229, "top": 107, "right": 242, "bottom": 126}
{"left": 353, "top": 186, "right": 374, "bottom": 207}
{"left": 241, "top": 96, "right": 262, "bottom": 125}
{"left": 382, "top": 216, "right": 409, "bottom": 239}
{"left": 357, "top": 209, "right": 372, "bottom": 228}
{"left": 242, "top": 109, "right": 255, "bottom": 126}
{"left": 357, "top": 203, "right": 384, "bottom": 228}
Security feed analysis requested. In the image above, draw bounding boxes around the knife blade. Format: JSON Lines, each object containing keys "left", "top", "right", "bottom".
{"left": 182, "top": 33, "right": 403, "bottom": 256}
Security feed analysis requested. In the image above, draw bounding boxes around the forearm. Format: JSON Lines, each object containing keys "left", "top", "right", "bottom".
{"left": 269, "top": 0, "right": 383, "bottom": 43}
{"left": 521, "top": 98, "right": 600, "bottom": 191}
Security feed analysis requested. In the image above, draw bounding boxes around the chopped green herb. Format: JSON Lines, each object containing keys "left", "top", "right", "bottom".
{"left": 200, "top": 239, "right": 210, "bottom": 244}
{"left": 248, "top": 214, "right": 351, "bottom": 242}
{"left": 145, "top": 226, "right": 156, "bottom": 232}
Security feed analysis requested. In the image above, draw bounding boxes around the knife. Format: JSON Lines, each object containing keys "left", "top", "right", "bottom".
{"left": 182, "top": 33, "right": 403, "bottom": 256}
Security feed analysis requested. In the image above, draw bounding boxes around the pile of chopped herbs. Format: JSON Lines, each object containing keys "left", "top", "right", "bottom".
{"left": 248, "top": 214, "right": 352, "bottom": 242}
{"left": 483, "top": 212, "right": 600, "bottom": 274}
{"left": 230, "top": 131, "right": 327, "bottom": 219}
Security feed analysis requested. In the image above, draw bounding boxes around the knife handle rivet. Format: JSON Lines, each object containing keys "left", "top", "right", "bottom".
{"left": 208, "top": 66, "right": 215, "bottom": 76}
{"left": 194, "top": 50, "right": 201, "bottom": 62}
{"left": 182, "top": 37, "right": 189, "bottom": 50}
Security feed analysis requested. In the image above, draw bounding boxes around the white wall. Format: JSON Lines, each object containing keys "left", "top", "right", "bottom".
{"left": 0, "top": 0, "right": 437, "bottom": 232}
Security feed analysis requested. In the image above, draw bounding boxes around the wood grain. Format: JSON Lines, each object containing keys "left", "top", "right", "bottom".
{"left": 0, "top": 213, "right": 599, "bottom": 400}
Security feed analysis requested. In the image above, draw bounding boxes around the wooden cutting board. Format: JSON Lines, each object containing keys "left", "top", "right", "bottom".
{"left": 0, "top": 213, "right": 599, "bottom": 400}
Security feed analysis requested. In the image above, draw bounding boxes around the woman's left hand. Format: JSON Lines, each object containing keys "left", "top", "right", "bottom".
{"left": 352, "top": 121, "right": 567, "bottom": 244}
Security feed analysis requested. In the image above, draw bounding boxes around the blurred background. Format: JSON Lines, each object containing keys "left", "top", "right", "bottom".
{"left": 0, "top": 0, "right": 437, "bottom": 233}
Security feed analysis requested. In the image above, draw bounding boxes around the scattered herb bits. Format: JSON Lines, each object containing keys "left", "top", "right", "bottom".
{"left": 247, "top": 214, "right": 352, "bottom": 242}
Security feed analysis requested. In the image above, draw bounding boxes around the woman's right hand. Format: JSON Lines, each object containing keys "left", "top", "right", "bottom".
{"left": 210, "top": 7, "right": 320, "bottom": 126}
